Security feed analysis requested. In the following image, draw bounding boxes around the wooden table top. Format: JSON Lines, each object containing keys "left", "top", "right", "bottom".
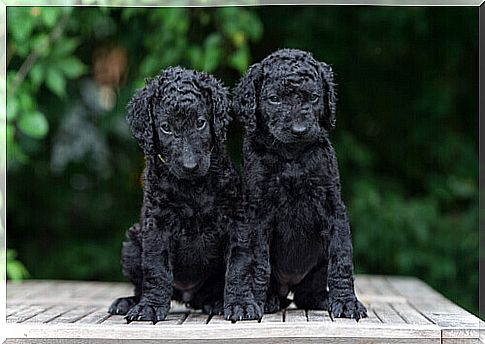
{"left": 4, "top": 275, "right": 484, "bottom": 343}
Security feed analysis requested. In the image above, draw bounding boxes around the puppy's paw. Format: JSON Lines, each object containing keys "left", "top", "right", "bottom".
{"left": 125, "top": 301, "right": 169, "bottom": 324}
{"left": 224, "top": 301, "right": 262, "bottom": 322}
{"left": 202, "top": 300, "right": 224, "bottom": 315}
{"left": 108, "top": 296, "right": 139, "bottom": 315}
{"left": 328, "top": 296, "right": 367, "bottom": 321}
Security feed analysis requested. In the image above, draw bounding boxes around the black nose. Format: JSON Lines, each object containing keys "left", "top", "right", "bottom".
{"left": 291, "top": 123, "right": 308, "bottom": 135}
{"left": 182, "top": 159, "right": 198, "bottom": 172}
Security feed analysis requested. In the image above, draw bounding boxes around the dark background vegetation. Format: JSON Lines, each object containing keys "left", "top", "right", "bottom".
{"left": 6, "top": 7, "right": 478, "bottom": 316}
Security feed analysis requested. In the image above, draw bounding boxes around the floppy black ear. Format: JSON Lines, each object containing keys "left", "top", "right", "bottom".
{"left": 317, "top": 62, "right": 337, "bottom": 130}
{"left": 126, "top": 82, "right": 157, "bottom": 155}
{"left": 233, "top": 63, "right": 262, "bottom": 133}
{"left": 197, "top": 74, "right": 231, "bottom": 148}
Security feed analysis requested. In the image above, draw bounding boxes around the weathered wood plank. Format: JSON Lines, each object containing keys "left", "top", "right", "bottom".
{"left": 2, "top": 338, "right": 442, "bottom": 344}
{"left": 261, "top": 311, "right": 284, "bottom": 323}
{"left": 74, "top": 307, "right": 111, "bottom": 324}
{"left": 183, "top": 311, "right": 209, "bottom": 325}
{"left": 358, "top": 308, "right": 383, "bottom": 325}
{"left": 386, "top": 276, "right": 483, "bottom": 342}
{"left": 285, "top": 309, "right": 307, "bottom": 322}
{"left": 49, "top": 306, "right": 99, "bottom": 324}
{"left": 307, "top": 310, "right": 332, "bottom": 322}
{"left": 370, "top": 276, "right": 401, "bottom": 296}
{"left": 155, "top": 313, "right": 186, "bottom": 325}
{"left": 22, "top": 305, "right": 74, "bottom": 324}
{"left": 7, "top": 280, "right": 133, "bottom": 306}
{"left": 7, "top": 305, "right": 50, "bottom": 323}
{"left": 7, "top": 304, "right": 30, "bottom": 317}
{"left": 4, "top": 322, "right": 442, "bottom": 343}
{"left": 101, "top": 314, "right": 128, "bottom": 325}
{"left": 3, "top": 339, "right": 443, "bottom": 344}
{"left": 372, "top": 302, "right": 407, "bottom": 324}
{"left": 391, "top": 303, "right": 433, "bottom": 325}
{"left": 207, "top": 315, "right": 228, "bottom": 324}
{"left": 354, "top": 275, "right": 408, "bottom": 304}
{"left": 7, "top": 281, "right": 52, "bottom": 300}
{"left": 354, "top": 275, "right": 382, "bottom": 296}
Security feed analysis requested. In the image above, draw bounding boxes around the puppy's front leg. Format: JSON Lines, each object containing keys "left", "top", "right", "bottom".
{"left": 251, "top": 220, "right": 272, "bottom": 314}
{"left": 224, "top": 222, "right": 262, "bottom": 321}
{"left": 125, "top": 216, "right": 172, "bottom": 324}
{"left": 326, "top": 189, "right": 367, "bottom": 321}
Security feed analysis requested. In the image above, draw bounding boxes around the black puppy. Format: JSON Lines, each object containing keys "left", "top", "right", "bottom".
{"left": 233, "top": 49, "right": 367, "bottom": 320}
{"left": 108, "top": 67, "right": 242, "bottom": 323}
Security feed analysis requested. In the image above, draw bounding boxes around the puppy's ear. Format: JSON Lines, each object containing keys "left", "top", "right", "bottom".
{"left": 126, "top": 82, "right": 157, "bottom": 155}
{"left": 234, "top": 63, "right": 262, "bottom": 133}
{"left": 197, "top": 75, "right": 231, "bottom": 146}
{"left": 317, "top": 62, "right": 337, "bottom": 130}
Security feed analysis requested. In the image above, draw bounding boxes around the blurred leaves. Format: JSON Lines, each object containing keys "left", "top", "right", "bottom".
{"left": 6, "top": 249, "right": 30, "bottom": 281}
{"left": 7, "top": 7, "right": 88, "bottom": 167}
{"left": 18, "top": 111, "right": 49, "bottom": 139}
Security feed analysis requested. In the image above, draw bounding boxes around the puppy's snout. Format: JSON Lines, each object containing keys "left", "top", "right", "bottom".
{"left": 182, "top": 157, "right": 198, "bottom": 171}
{"left": 291, "top": 123, "right": 308, "bottom": 136}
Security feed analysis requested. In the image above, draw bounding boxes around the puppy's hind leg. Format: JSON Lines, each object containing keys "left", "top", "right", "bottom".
{"left": 109, "top": 224, "right": 142, "bottom": 315}
{"left": 264, "top": 276, "right": 292, "bottom": 313}
{"left": 293, "top": 260, "right": 329, "bottom": 310}
{"left": 188, "top": 269, "right": 225, "bottom": 316}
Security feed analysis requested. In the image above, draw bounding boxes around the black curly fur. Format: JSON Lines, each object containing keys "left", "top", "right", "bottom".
{"left": 108, "top": 67, "right": 251, "bottom": 323}
{"left": 231, "top": 49, "right": 367, "bottom": 321}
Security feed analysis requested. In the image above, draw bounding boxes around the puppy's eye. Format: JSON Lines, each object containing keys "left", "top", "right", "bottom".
{"left": 309, "top": 94, "right": 319, "bottom": 103}
{"left": 160, "top": 123, "right": 172, "bottom": 135}
{"left": 268, "top": 95, "right": 281, "bottom": 104}
{"left": 196, "top": 118, "right": 207, "bottom": 130}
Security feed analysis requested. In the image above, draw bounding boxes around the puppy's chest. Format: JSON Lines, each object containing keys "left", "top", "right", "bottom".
{"left": 261, "top": 160, "right": 332, "bottom": 239}
{"left": 165, "top": 185, "right": 224, "bottom": 266}
{"left": 172, "top": 230, "right": 223, "bottom": 268}
{"left": 172, "top": 188, "right": 217, "bottom": 218}
{"left": 269, "top": 161, "right": 329, "bottom": 203}
{"left": 271, "top": 229, "right": 324, "bottom": 280}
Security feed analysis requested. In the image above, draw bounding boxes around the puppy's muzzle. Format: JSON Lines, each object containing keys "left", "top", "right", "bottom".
{"left": 291, "top": 123, "right": 309, "bottom": 136}
{"left": 182, "top": 154, "right": 198, "bottom": 172}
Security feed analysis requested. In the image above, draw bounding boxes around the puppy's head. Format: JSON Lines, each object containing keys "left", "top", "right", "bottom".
{"left": 234, "top": 49, "right": 336, "bottom": 143}
{"left": 127, "top": 67, "right": 230, "bottom": 179}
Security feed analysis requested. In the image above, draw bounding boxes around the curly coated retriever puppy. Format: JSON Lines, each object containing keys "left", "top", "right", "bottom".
{"left": 108, "top": 67, "right": 245, "bottom": 323}
{"left": 233, "top": 49, "right": 367, "bottom": 320}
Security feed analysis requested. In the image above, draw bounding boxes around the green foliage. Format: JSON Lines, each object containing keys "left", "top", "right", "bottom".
{"left": 6, "top": 249, "right": 30, "bottom": 281}
{"left": 18, "top": 111, "right": 49, "bottom": 139}
{"left": 7, "top": 7, "right": 88, "bottom": 167}
{"left": 6, "top": 6, "right": 478, "bottom": 317}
